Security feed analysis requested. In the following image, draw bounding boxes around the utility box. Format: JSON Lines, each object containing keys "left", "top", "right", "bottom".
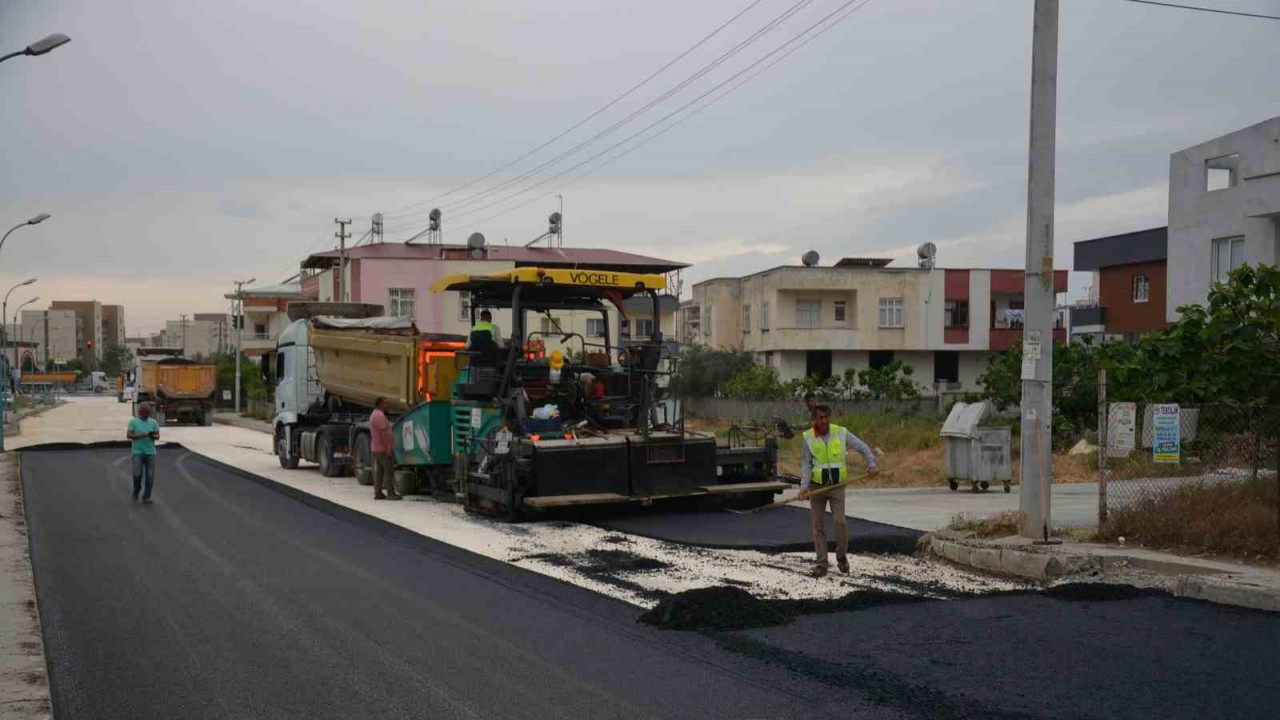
{"left": 941, "top": 401, "right": 1012, "bottom": 493}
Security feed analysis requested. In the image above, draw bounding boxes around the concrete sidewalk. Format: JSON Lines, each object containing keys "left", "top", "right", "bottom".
{"left": 0, "top": 455, "right": 52, "bottom": 719}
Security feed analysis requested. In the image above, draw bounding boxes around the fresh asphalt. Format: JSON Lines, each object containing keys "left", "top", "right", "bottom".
{"left": 21, "top": 446, "right": 1280, "bottom": 720}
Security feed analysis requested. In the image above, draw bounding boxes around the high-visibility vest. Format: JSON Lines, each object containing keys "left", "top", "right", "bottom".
{"left": 471, "top": 321, "right": 498, "bottom": 342}
{"left": 804, "top": 425, "right": 847, "bottom": 486}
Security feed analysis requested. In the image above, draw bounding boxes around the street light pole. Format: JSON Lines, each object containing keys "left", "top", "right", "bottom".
{"left": 0, "top": 34, "right": 70, "bottom": 64}
{"left": 232, "top": 279, "right": 255, "bottom": 414}
{"left": 1019, "top": 0, "right": 1059, "bottom": 540}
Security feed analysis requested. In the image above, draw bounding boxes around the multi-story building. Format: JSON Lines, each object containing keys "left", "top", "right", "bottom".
{"left": 101, "top": 305, "right": 126, "bottom": 348}
{"left": 49, "top": 300, "right": 103, "bottom": 363}
{"left": 1070, "top": 227, "right": 1168, "bottom": 343}
{"left": 163, "top": 314, "right": 230, "bottom": 359}
{"left": 1167, "top": 116, "right": 1280, "bottom": 319}
{"left": 298, "top": 242, "right": 684, "bottom": 350}
{"left": 20, "top": 309, "right": 81, "bottom": 369}
{"left": 224, "top": 280, "right": 311, "bottom": 358}
{"left": 690, "top": 258, "right": 1067, "bottom": 391}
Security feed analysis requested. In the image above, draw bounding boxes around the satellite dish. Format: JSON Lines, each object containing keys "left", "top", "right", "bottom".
{"left": 372, "top": 212, "right": 383, "bottom": 224}
{"left": 470, "top": 248, "right": 484, "bottom": 259}
{"left": 429, "top": 208, "right": 441, "bottom": 222}
{"left": 467, "top": 232, "right": 486, "bottom": 249}
{"left": 917, "top": 242, "right": 937, "bottom": 268}
{"left": 549, "top": 212, "right": 561, "bottom": 225}
{"left": 801, "top": 251, "right": 820, "bottom": 267}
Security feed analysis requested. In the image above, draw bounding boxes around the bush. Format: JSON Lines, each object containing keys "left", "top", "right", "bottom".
{"left": 721, "top": 364, "right": 788, "bottom": 400}
{"left": 1097, "top": 478, "right": 1278, "bottom": 561}
{"left": 674, "top": 347, "right": 755, "bottom": 397}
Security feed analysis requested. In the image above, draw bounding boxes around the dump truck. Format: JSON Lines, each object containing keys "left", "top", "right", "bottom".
{"left": 267, "top": 302, "right": 464, "bottom": 488}
{"left": 431, "top": 267, "right": 785, "bottom": 519}
{"left": 134, "top": 348, "right": 217, "bottom": 425}
{"left": 19, "top": 371, "right": 78, "bottom": 386}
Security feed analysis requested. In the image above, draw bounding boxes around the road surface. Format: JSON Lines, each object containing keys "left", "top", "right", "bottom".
{"left": 23, "top": 445, "right": 1280, "bottom": 720}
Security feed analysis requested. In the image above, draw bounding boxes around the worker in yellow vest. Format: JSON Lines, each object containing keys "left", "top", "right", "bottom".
{"left": 801, "top": 405, "right": 878, "bottom": 578}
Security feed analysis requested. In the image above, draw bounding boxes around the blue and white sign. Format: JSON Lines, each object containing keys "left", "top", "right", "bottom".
{"left": 1151, "top": 404, "right": 1181, "bottom": 464}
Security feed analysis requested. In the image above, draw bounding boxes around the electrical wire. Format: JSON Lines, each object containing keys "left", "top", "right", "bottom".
{"left": 1120, "top": 0, "right": 1280, "bottom": 20}
{"left": 377, "top": 0, "right": 773, "bottom": 220}
{"left": 409, "top": 0, "right": 820, "bottom": 222}
{"left": 434, "top": 0, "right": 875, "bottom": 230}
{"left": 455, "top": 0, "right": 872, "bottom": 232}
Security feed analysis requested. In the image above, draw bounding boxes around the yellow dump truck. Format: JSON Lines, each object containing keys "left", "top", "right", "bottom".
{"left": 135, "top": 348, "right": 218, "bottom": 426}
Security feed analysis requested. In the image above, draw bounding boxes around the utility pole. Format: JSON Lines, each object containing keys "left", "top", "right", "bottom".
{"left": 179, "top": 314, "right": 188, "bottom": 356}
{"left": 1019, "top": 0, "right": 1059, "bottom": 540}
{"left": 335, "top": 218, "right": 352, "bottom": 302}
{"left": 232, "top": 278, "right": 254, "bottom": 414}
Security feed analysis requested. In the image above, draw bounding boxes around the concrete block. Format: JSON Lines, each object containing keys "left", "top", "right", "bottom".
{"left": 969, "top": 547, "right": 1003, "bottom": 574}
{"left": 1175, "top": 576, "right": 1280, "bottom": 613}
{"left": 999, "top": 549, "right": 1056, "bottom": 580}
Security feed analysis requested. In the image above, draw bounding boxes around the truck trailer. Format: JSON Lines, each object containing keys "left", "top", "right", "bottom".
{"left": 134, "top": 348, "right": 217, "bottom": 425}
{"left": 268, "top": 303, "right": 464, "bottom": 491}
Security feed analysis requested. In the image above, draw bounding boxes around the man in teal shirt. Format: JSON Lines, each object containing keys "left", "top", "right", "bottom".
{"left": 126, "top": 403, "right": 161, "bottom": 504}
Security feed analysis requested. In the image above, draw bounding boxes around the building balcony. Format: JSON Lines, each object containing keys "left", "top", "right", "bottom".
{"left": 746, "top": 326, "right": 860, "bottom": 352}
{"left": 1069, "top": 305, "right": 1106, "bottom": 328}
{"left": 989, "top": 326, "right": 1067, "bottom": 352}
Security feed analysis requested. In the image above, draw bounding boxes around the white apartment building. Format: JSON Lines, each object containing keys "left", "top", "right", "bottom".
{"left": 690, "top": 258, "right": 1067, "bottom": 391}
{"left": 163, "top": 314, "right": 230, "bottom": 359}
{"left": 20, "top": 309, "right": 81, "bottom": 368}
{"left": 1168, "top": 116, "right": 1280, "bottom": 320}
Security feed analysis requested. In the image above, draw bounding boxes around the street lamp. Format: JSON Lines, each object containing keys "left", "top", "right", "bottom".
{"left": 2, "top": 278, "right": 37, "bottom": 370}
{"left": 232, "top": 278, "right": 255, "bottom": 413}
{"left": 0, "top": 214, "right": 51, "bottom": 255}
{"left": 0, "top": 34, "right": 71, "bottom": 64}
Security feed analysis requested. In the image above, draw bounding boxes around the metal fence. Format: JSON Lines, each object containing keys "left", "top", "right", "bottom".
{"left": 1097, "top": 377, "right": 1279, "bottom": 539}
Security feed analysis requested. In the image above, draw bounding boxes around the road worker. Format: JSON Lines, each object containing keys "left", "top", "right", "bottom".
{"left": 800, "top": 405, "right": 878, "bottom": 578}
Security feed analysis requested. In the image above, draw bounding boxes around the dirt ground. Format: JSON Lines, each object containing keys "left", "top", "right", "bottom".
{"left": 691, "top": 417, "right": 1099, "bottom": 489}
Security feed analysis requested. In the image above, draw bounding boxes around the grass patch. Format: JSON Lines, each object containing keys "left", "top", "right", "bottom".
{"left": 948, "top": 511, "right": 1023, "bottom": 538}
{"left": 1097, "top": 477, "right": 1279, "bottom": 562}
{"left": 834, "top": 412, "right": 943, "bottom": 453}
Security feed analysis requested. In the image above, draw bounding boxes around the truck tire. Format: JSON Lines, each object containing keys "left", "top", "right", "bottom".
{"left": 352, "top": 433, "right": 373, "bottom": 486}
{"left": 318, "top": 433, "right": 343, "bottom": 478}
{"left": 394, "top": 470, "right": 421, "bottom": 496}
{"left": 276, "top": 427, "right": 300, "bottom": 469}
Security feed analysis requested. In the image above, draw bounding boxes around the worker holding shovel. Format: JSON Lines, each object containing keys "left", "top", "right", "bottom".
{"left": 801, "top": 405, "right": 877, "bottom": 578}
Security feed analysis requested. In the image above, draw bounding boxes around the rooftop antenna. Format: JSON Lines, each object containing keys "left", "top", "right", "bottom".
{"left": 467, "top": 232, "right": 486, "bottom": 260}
{"left": 801, "top": 250, "right": 820, "bottom": 267}
{"left": 372, "top": 213, "right": 384, "bottom": 244}
{"left": 404, "top": 208, "right": 442, "bottom": 245}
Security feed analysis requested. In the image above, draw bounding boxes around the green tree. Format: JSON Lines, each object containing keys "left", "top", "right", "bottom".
{"left": 857, "top": 359, "right": 922, "bottom": 400}
{"left": 720, "top": 364, "right": 788, "bottom": 399}
{"left": 99, "top": 345, "right": 132, "bottom": 376}
{"left": 673, "top": 346, "right": 754, "bottom": 397}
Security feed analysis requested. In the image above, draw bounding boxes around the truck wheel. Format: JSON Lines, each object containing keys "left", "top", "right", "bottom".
{"left": 353, "top": 433, "right": 373, "bottom": 486}
{"left": 395, "top": 470, "right": 421, "bottom": 496}
{"left": 318, "top": 433, "right": 343, "bottom": 478}
{"left": 276, "top": 427, "right": 299, "bottom": 469}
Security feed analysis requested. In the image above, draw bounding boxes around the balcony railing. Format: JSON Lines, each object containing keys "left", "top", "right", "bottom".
{"left": 1069, "top": 305, "right": 1106, "bottom": 328}
{"left": 989, "top": 327, "right": 1067, "bottom": 352}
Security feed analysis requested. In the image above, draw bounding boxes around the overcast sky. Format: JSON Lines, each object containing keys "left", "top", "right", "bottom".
{"left": 2, "top": 0, "right": 1278, "bottom": 334}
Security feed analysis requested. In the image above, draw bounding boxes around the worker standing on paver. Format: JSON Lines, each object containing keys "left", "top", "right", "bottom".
{"left": 467, "top": 310, "right": 502, "bottom": 348}
{"left": 125, "top": 402, "right": 161, "bottom": 504}
{"left": 800, "top": 405, "right": 877, "bottom": 577}
{"left": 370, "top": 397, "right": 402, "bottom": 501}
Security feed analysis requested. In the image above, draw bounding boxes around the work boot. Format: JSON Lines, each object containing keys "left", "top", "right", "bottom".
{"left": 809, "top": 564, "right": 828, "bottom": 579}
{"left": 837, "top": 556, "right": 850, "bottom": 574}
{"left": 374, "top": 493, "right": 387, "bottom": 501}
{"left": 132, "top": 490, "right": 139, "bottom": 502}
{"left": 386, "top": 493, "right": 403, "bottom": 501}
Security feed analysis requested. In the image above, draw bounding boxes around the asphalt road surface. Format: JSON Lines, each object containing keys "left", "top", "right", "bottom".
{"left": 22, "top": 447, "right": 1280, "bottom": 720}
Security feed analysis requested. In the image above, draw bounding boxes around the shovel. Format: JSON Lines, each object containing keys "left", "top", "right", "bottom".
{"left": 727, "top": 473, "right": 868, "bottom": 515}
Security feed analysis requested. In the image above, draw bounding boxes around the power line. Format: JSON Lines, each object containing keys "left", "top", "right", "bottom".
{"left": 437, "top": 0, "right": 875, "bottom": 229}
{"left": 426, "top": 0, "right": 819, "bottom": 220}
{"left": 459, "top": 1, "right": 874, "bottom": 231}
{"left": 378, "top": 0, "right": 772, "bottom": 220}
{"left": 384, "top": 0, "right": 820, "bottom": 232}
{"left": 1120, "top": 0, "right": 1280, "bottom": 20}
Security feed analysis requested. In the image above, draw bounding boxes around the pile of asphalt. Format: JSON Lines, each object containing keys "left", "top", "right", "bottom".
{"left": 640, "top": 585, "right": 934, "bottom": 631}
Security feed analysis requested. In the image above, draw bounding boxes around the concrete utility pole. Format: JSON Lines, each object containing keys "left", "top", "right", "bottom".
{"left": 335, "top": 218, "right": 352, "bottom": 302}
{"left": 232, "top": 279, "right": 255, "bottom": 414}
{"left": 1019, "top": 0, "right": 1059, "bottom": 540}
{"left": 179, "top": 314, "right": 189, "bottom": 356}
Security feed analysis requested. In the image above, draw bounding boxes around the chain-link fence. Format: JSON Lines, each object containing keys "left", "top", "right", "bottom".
{"left": 1097, "top": 373, "right": 1280, "bottom": 556}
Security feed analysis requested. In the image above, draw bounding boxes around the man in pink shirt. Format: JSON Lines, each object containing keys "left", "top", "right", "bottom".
{"left": 370, "top": 397, "right": 401, "bottom": 501}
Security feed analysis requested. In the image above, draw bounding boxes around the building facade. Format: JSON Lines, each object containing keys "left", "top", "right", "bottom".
{"left": 20, "top": 309, "right": 81, "bottom": 369}
{"left": 1167, "top": 117, "right": 1280, "bottom": 320}
{"left": 101, "top": 305, "right": 126, "bottom": 348}
{"left": 162, "top": 314, "right": 230, "bottom": 359}
{"left": 49, "top": 300, "right": 103, "bottom": 363}
{"left": 690, "top": 260, "right": 1067, "bottom": 391}
{"left": 1070, "top": 227, "right": 1168, "bottom": 343}
{"left": 225, "top": 281, "right": 311, "bottom": 358}
{"left": 298, "top": 242, "right": 683, "bottom": 352}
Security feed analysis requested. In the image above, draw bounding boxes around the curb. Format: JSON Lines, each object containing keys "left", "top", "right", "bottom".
{"left": 212, "top": 414, "right": 272, "bottom": 435}
{"left": 925, "top": 535, "right": 1280, "bottom": 613}
{"left": 1, "top": 454, "right": 54, "bottom": 719}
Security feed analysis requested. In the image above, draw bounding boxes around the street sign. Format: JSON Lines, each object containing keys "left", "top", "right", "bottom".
{"left": 222, "top": 390, "right": 232, "bottom": 401}
{"left": 1151, "top": 404, "right": 1181, "bottom": 464}
{"left": 1107, "top": 402, "right": 1136, "bottom": 458}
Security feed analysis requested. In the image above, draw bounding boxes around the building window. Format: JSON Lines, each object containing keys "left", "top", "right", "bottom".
{"left": 1205, "top": 153, "right": 1238, "bottom": 192}
{"left": 538, "top": 317, "right": 552, "bottom": 335}
{"left": 1132, "top": 275, "right": 1150, "bottom": 303}
{"left": 620, "top": 319, "right": 630, "bottom": 338}
{"left": 459, "top": 292, "right": 471, "bottom": 322}
{"left": 833, "top": 300, "right": 846, "bottom": 323}
{"left": 761, "top": 302, "right": 769, "bottom": 331}
{"left": 254, "top": 323, "right": 267, "bottom": 336}
{"left": 796, "top": 300, "right": 820, "bottom": 328}
{"left": 388, "top": 288, "right": 415, "bottom": 318}
{"left": 586, "top": 318, "right": 606, "bottom": 337}
{"left": 878, "top": 298, "right": 904, "bottom": 328}
{"left": 743, "top": 304, "right": 751, "bottom": 333}
{"left": 944, "top": 300, "right": 969, "bottom": 328}
{"left": 869, "top": 350, "right": 894, "bottom": 370}
{"left": 1212, "top": 236, "right": 1245, "bottom": 284}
